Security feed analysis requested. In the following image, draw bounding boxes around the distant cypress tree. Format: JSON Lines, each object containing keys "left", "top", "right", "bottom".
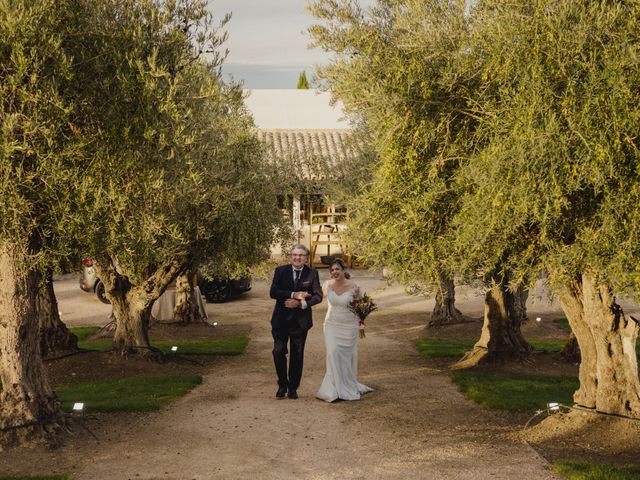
{"left": 296, "top": 70, "right": 309, "bottom": 89}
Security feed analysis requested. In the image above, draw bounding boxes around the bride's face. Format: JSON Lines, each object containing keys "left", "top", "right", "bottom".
{"left": 330, "top": 264, "right": 345, "bottom": 280}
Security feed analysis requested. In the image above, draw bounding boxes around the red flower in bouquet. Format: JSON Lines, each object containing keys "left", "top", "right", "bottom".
{"left": 348, "top": 292, "right": 378, "bottom": 338}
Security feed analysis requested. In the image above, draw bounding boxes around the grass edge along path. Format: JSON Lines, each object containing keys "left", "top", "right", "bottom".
{"left": 413, "top": 337, "right": 640, "bottom": 358}
{"left": 554, "top": 461, "right": 640, "bottom": 480}
{"left": 412, "top": 338, "right": 567, "bottom": 358}
{"left": 69, "top": 327, "right": 249, "bottom": 355}
{"left": 55, "top": 375, "right": 203, "bottom": 413}
{"left": 450, "top": 371, "right": 578, "bottom": 412}
{"left": 412, "top": 338, "right": 578, "bottom": 413}
{"left": 51, "top": 328, "right": 249, "bottom": 414}
{"left": 412, "top": 337, "right": 640, "bottom": 475}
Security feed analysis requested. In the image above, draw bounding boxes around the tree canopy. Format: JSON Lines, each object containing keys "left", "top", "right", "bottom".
{"left": 0, "top": 0, "right": 83, "bottom": 270}
{"left": 310, "top": 0, "right": 640, "bottom": 416}
{"left": 0, "top": 0, "right": 285, "bottom": 445}
{"left": 308, "top": 0, "right": 474, "bottom": 290}
{"left": 56, "top": 0, "right": 282, "bottom": 283}
{"left": 452, "top": 0, "right": 640, "bottom": 293}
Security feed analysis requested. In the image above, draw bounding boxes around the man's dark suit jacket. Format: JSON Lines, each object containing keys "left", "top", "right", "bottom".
{"left": 270, "top": 264, "right": 323, "bottom": 331}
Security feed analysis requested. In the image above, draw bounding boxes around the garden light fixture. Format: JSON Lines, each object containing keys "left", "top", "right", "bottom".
{"left": 547, "top": 402, "right": 560, "bottom": 413}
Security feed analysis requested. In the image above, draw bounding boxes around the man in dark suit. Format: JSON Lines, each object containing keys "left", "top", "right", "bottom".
{"left": 270, "top": 244, "right": 323, "bottom": 399}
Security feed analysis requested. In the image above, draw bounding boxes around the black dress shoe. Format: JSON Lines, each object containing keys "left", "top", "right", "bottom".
{"left": 276, "top": 387, "right": 287, "bottom": 400}
{"left": 288, "top": 390, "right": 298, "bottom": 399}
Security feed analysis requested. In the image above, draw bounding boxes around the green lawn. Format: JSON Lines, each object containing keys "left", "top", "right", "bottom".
{"left": 70, "top": 326, "right": 99, "bottom": 342}
{"left": 554, "top": 318, "right": 571, "bottom": 332}
{"left": 555, "top": 461, "right": 640, "bottom": 480}
{"left": 69, "top": 327, "right": 249, "bottom": 355}
{"left": 54, "top": 328, "right": 248, "bottom": 413}
{"left": 412, "top": 338, "right": 475, "bottom": 358}
{"left": 55, "top": 375, "right": 202, "bottom": 412}
{"left": 529, "top": 339, "right": 567, "bottom": 352}
{"left": 412, "top": 334, "right": 640, "bottom": 475}
{"left": 413, "top": 338, "right": 566, "bottom": 358}
{"left": 152, "top": 338, "right": 249, "bottom": 355}
{"left": 451, "top": 372, "right": 578, "bottom": 412}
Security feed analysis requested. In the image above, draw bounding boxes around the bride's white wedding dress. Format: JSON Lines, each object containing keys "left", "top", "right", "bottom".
{"left": 316, "top": 283, "right": 373, "bottom": 402}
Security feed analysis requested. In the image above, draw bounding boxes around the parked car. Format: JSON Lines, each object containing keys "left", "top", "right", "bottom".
{"left": 80, "top": 257, "right": 250, "bottom": 304}
{"left": 79, "top": 258, "right": 110, "bottom": 304}
{"left": 199, "top": 276, "right": 252, "bottom": 303}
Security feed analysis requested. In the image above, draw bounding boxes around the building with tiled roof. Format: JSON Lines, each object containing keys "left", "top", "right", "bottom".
{"left": 244, "top": 89, "right": 362, "bottom": 265}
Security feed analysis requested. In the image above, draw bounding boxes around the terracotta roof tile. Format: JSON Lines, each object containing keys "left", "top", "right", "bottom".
{"left": 257, "top": 129, "right": 363, "bottom": 180}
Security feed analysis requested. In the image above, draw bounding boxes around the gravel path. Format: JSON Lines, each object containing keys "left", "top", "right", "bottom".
{"left": 63, "top": 272, "right": 559, "bottom": 480}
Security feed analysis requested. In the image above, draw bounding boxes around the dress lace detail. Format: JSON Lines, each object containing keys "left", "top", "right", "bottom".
{"left": 316, "top": 283, "right": 373, "bottom": 402}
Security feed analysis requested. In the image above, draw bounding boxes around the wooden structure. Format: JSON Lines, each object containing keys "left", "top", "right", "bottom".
{"left": 308, "top": 208, "right": 349, "bottom": 268}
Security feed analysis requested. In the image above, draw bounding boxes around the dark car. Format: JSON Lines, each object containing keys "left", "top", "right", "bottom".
{"left": 79, "top": 258, "right": 110, "bottom": 304}
{"left": 199, "top": 276, "right": 252, "bottom": 303}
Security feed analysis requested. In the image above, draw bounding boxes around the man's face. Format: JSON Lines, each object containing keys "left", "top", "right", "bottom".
{"left": 290, "top": 248, "right": 307, "bottom": 269}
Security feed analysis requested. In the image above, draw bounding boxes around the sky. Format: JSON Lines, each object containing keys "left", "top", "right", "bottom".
{"left": 209, "top": 0, "right": 375, "bottom": 89}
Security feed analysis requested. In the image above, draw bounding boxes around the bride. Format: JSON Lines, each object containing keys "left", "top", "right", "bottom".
{"left": 316, "top": 258, "right": 373, "bottom": 402}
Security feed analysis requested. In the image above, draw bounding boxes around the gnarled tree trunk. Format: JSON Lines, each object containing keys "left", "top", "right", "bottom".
{"left": 94, "top": 254, "right": 187, "bottom": 361}
{"left": 174, "top": 269, "right": 205, "bottom": 323}
{"left": 560, "top": 333, "right": 580, "bottom": 364}
{"left": 512, "top": 284, "right": 529, "bottom": 324}
{"left": 452, "top": 274, "right": 531, "bottom": 369}
{"left": 559, "top": 271, "right": 640, "bottom": 417}
{"left": 110, "top": 292, "right": 157, "bottom": 358}
{"left": 37, "top": 269, "right": 78, "bottom": 358}
{"left": 429, "top": 275, "right": 464, "bottom": 327}
{"left": 0, "top": 242, "right": 64, "bottom": 449}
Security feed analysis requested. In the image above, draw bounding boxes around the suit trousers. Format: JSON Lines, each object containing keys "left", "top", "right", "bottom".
{"left": 272, "top": 319, "right": 308, "bottom": 392}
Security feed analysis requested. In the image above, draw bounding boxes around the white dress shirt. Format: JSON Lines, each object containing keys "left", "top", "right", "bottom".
{"left": 291, "top": 267, "right": 308, "bottom": 309}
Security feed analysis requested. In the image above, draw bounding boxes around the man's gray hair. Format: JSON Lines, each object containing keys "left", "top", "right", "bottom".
{"left": 290, "top": 244, "right": 310, "bottom": 256}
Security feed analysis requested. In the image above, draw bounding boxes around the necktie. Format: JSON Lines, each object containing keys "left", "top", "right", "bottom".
{"left": 294, "top": 269, "right": 301, "bottom": 285}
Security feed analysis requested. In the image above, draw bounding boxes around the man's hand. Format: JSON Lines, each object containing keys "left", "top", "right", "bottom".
{"left": 285, "top": 298, "right": 301, "bottom": 309}
{"left": 292, "top": 291, "right": 311, "bottom": 301}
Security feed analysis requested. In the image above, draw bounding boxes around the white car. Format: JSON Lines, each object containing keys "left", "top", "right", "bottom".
{"left": 78, "top": 258, "right": 109, "bottom": 304}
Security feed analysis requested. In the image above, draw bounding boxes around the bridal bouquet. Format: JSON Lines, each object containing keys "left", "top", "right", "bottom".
{"left": 348, "top": 293, "right": 378, "bottom": 338}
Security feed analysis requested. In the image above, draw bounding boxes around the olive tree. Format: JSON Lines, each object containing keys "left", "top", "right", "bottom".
{"left": 61, "top": 0, "right": 283, "bottom": 357}
{"left": 0, "top": 0, "right": 283, "bottom": 449}
{"left": 0, "top": 0, "right": 82, "bottom": 447}
{"left": 308, "top": 0, "right": 533, "bottom": 345}
{"left": 38, "top": 268, "right": 78, "bottom": 357}
{"left": 452, "top": 0, "right": 640, "bottom": 415}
